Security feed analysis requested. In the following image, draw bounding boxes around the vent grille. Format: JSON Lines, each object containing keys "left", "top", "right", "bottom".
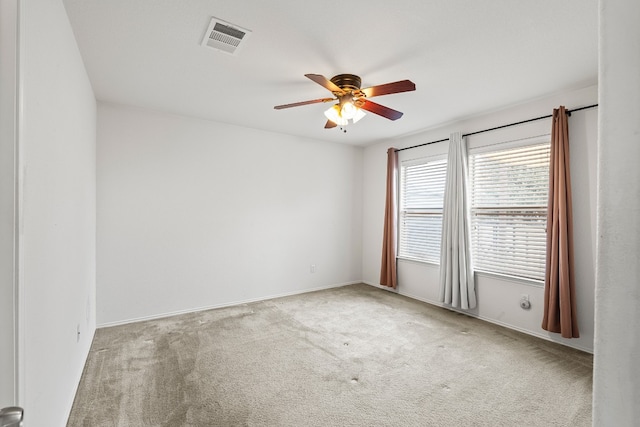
{"left": 201, "top": 17, "right": 251, "bottom": 55}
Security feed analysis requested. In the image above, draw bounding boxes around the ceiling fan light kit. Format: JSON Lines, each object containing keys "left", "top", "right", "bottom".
{"left": 324, "top": 105, "right": 348, "bottom": 126}
{"left": 274, "top": 73, "right": 416, "bottom": 129}
{"left": 323, "top": 97, "right": 366, "bottom": 126}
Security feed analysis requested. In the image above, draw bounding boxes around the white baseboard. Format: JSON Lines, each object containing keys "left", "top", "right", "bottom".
{"left": 362, "top": 280, "right": 399, "bottom": 293}
{"left": 362, "top": 281, "right": 593, "bottom": 354}
{"left": 97, "top": 280, "right": 361, "bottom": 329}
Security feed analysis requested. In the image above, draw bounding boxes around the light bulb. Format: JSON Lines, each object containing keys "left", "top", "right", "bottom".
{"left": 341, "top": 101, "right": 358, "bottom": 120}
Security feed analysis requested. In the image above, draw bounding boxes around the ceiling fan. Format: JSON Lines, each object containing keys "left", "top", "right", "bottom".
{"left": 274, "top": 74, "right": 416, "bottom": 129}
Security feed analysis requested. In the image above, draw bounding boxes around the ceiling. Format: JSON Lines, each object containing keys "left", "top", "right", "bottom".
{"left": 62, "top": 0, "right": 598, "bottom": 146}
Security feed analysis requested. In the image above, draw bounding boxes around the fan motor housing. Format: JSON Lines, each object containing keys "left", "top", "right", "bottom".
{"left": 330, "top": 74, "right": 362, "bottom": 91}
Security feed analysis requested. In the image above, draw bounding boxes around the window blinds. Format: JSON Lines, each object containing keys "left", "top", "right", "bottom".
{"left": 469, "top": 142, "right": 550, "bottom": 281}
{"left": 399, "top": 158, "right": 447, "bottom": 264}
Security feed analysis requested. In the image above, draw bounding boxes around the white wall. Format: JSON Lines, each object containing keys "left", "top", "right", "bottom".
{"left": 97, "top": 103, "right": 363, "bottom": 325}
{"left": 593, "top": 1, "right": 640, "bottom": 425}
{"left": 363, "top": 85, "right": 597, "bottom": 352}
{"left": 19, "top": 0, "right": 97, "bottom": 425}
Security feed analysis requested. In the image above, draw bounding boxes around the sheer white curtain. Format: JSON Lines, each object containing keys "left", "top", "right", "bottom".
{"left": 439, "top": 132, "right": 476, "bottom": 309}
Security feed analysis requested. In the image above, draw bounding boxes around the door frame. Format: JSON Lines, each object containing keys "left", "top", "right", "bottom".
{"left": 0, "top": 0, "right": 23, "bottom": 409}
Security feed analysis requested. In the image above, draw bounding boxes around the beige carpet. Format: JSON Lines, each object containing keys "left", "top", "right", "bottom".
{"left": 68, "top": 283, "right": 592, "bottom": 426}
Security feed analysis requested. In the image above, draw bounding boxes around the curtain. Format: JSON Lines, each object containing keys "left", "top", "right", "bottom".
{"left": 542, "top": 106, "right": 579, "bottom": 338}
{"left": 380, "top": 147, "right": 398, "bottom": 288}
{"left": 439, "top": 132, "right": 476, "bottom": 309}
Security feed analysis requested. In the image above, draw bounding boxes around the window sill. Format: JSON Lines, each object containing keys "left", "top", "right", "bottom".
{"left": 474, "top": 269, "right": 544, "bottom": 288}
{"left": 397, "top": 256, "right": 440, "bottom": 267}
{"left": 396, "top": 258, "right": 544, "bottom": 287}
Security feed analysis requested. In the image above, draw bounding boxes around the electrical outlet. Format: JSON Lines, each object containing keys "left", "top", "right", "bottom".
{"left": 77, "top": 324, "right": 81, "bottom": 343}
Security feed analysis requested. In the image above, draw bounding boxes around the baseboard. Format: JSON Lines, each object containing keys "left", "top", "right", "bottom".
{"left": 362, "top": 280, "right": 399, "bottom": 293}
{"left": 362, "top": 281, "right": 593, "bottom": 354}
{"left": 97, "top": 280, "right": 361, "bottom": 329}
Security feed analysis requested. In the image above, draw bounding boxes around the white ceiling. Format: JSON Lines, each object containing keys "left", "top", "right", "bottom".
{"left": 62, "top": 0, "right": 598, "bottom": 146}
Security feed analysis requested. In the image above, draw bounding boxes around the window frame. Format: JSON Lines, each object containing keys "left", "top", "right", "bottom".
{"left": 397, "top": 154, "right": 448, "bottom": 265}
{"left": 468, "top": 135, "right": 551, "bottom": 284}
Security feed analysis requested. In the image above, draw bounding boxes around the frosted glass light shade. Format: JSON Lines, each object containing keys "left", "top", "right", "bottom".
{"left": 352, "top": 108, "right": 366, "bottom": 123}
{"left": 324, "top": 105, "right": 348, "bottom": 126}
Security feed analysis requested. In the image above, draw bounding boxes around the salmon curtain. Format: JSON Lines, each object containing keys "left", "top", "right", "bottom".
{"left": 542, "top": 106, "right": 579, "bottom": 338}
{"left": 380, "top": 147, "right": 398, "bottom": 288}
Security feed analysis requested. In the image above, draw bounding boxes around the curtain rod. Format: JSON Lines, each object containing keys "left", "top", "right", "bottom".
{"left": 395, "top": 103, "right": 598, "bottom": 152}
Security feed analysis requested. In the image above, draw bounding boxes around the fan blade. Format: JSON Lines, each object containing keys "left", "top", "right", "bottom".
{"left": 360, "top": 80, "right": 416, "bottom": 98}
{"left": 274, "top": 97, "right": 335, "bottom": 110}
{"left": 305, "top": 74, "right": 344, "bottom": 94}
{"left": 324, "top": 120, "right": 337, "bottom": 129}
{"left": 359, "top": 100, "right": 404, "bottom": 120}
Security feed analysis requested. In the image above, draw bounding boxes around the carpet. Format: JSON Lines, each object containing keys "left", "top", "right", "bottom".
{"left": 67, "top": 283, "right": 592, "bottom": 426}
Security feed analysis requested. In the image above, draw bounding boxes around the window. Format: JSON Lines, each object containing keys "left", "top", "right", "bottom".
{"left": 469, "top": 141, "right": 550, "bottom": 282}
{"left": 398, "top": 157, "right": 447, "bottom": 264}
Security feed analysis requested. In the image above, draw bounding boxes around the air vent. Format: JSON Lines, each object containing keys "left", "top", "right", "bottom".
{"left": 201, "top": 17, "right": 251, "bottom": 56}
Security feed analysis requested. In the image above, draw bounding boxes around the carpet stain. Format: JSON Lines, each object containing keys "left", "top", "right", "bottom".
{"left": 67, "top": 283, "right": 593, "bottom": 427}
{"left": 141, "top": 330, "right": 199, "bottom": 425}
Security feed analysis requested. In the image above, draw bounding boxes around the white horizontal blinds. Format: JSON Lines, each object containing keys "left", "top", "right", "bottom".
{"left": 399, "top": 158, "right": 447, "bottom": 263}
{"left": 469, "top": 142, "right": 550, "bottom": 281}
